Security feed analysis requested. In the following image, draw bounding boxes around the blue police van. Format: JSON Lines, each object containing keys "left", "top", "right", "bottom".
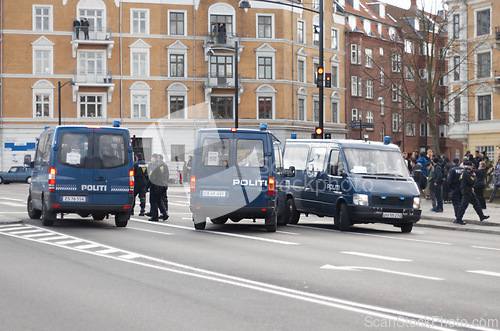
{"left": 283, "top": 138, "right": 421, "bottom": 232}
{"left": 27, "top": 125, "right": 134, "bottom": 227}
{"left": 189, "top": 125, "right": 293, "bottom": 232}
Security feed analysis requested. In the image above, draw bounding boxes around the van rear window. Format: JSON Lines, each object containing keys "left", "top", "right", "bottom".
{"left": 202, "top": 138, "right": 230, "bottom": 167}
{"left": 58, "top": 132, "right": 127, "bottom": 169}
{"left": 237, "top": 139, "right": 264, "bottom": 167}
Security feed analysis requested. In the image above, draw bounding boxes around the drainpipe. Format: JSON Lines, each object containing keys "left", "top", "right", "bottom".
{"left": 0, "top": 0, "right": 4, "bottom": 169}
{"left": 192, "top": 0, "right": 197, "bottom": 146}
{"left": 119, "top": 0, "right": 123, "bottom": 123}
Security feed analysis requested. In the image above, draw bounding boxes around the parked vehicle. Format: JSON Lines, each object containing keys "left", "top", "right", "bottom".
{"left": 27, "top": 125, "right": 134, "bottom": 227}
{"left": 189, "top": 125, "right": 294, "bottom": 232}
{"left": 282, "top": 138, "right": 421, "bottom": 233}
{"left": 0, "top": 166, "right": 32, "bottom": 184}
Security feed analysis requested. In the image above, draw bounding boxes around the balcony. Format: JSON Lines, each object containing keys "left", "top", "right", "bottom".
{"left": 203, "top": 33, "right": 241, "bottom": 49}
{"left": 204, "top": 74, "right": 242, "bottom": 89}
{"left": 71, "top": 27, "right": 114, "bottom": 58}
{"left": 495, "top": 27, "right": 500, "bottom": 50}
{"left": 72, "top": 69, "right": 115, "bottom": 102}
{"left": 494, "top": 71, "right": 500, "bottom": 94}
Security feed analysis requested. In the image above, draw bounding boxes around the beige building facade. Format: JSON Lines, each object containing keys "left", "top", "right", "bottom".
{"left": 0, "top": 0, "right": 346, "bottom": 170}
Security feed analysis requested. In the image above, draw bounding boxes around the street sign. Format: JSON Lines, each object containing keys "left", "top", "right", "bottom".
{"left": 349, "top": 121, "right": 374, "bottom": 129}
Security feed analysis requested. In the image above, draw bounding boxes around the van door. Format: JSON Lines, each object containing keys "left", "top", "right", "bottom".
{"left": 323, "top": 149, "right": 343, "bottom": 217}
{"left": 302, "top": 146, "right": 327, "bottom": 215}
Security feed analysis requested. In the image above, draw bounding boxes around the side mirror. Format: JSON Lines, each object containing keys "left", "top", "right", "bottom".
{"left": 30, "top": 161, "right": 35, "bottom": 169}
{"left": 329, "top": 164, "right": 338, "bottom": 176}
{"left": 287, "top": 166, "right": 295, "bottom": 177}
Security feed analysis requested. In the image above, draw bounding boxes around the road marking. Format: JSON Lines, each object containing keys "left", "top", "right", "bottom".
{"left": 341, "top": 251, "right": 412, "bottom": 262}
{"left": 321, "top": 265, "right": 444, "bottom": 281}
{"left": 467, "top": 270, "right": 500, "bottom": 278}
{"left": 0, "top": 197, "right": 24, "bottom": 202}
{"left": 74, "top": 243, "right": 101, "bottom": 249}
{"left": 276, "top": 230, "right": 299, "bottom": 235}
{"left": 95, "top": 248, "right": 119, "bottom": 254}
{"left": 472, "top": 246, "right": 500, "bottom": 252}
{"left": 0, "top": 224, "right": 24, "bottom": 230}
{"left": 128, "top": 226, "right": 174, "bottom": 236}
{"left": 55, "top": 239, "right": 83, "bottom": 245}
{"left": 38, "top": 236, "right": 68, "bottom": 241}
{"left": 120, "top": 253, "right": 141, "bottom": 259}
{"left": 9, "top": 229, "right": 43, "bottom": 235}
{"left": 24, "top": 232, "right": 59, "bottom": 238}
{"left": 167, "top": 202, "right": 189, "bottom": 207}
{"left": 0, "top": 202, "right": 26, "bottom": 207}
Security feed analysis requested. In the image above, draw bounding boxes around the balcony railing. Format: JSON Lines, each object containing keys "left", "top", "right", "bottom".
{"left": 73, "top": 69, "right": 113, "bottom": 85}
{"left": 496, "top": 27, "right": 500, "bottom": 40}
{"left": 72, "top": 27, "right": 112, "bottom": 42}
{"left": 204, "top": 33, "right": 241, "bottom": 48}
{"left": 204, "top": 73, "right": 242, "bottom": 88}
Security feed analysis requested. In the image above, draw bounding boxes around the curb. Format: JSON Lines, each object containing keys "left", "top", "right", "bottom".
{"left": 415, "top": 222, "right": 500, "bottom": 235}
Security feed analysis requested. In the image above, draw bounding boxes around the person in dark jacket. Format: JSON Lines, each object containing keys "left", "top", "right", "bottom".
{"left": 147, "top": 154, "right": 169, "bottom": 222}
{"left": 417, "top": 152, "right": 429, "bottom": 177}
{"left": 73, "top": 18, "right": 80, "bottom": 39}
{"left": 453, "top": 161, "right": 489, "bottom": 225}
{"left": 411, "top": 162, "right": 427, "bottom": 196}
{"left": 474, "top": 161, "right": 487, "bottom": 209}
{"left": 82, "top": 18, "right": 90, "bottom": 40}
{"left": 131, "top": 153, "right": 148, "bottom": 216}
{"left": 447, "top": 158, "right": 464, "bottom": 218}
{"left": 431, "top": 157, "right": 443, "bottom": 212}
{"left": 442, "top": 156, "right": 452, "bottom": 203}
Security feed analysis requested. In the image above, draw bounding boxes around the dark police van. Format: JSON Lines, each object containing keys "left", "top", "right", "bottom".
{"left": 189, "top": 126, "right": 293, "bottom": 232}
{"left": 283, "top": 139, "right": 421, "bottom": 232}
{"left": 27, "top": 125, "right": 134, "bottom": 227}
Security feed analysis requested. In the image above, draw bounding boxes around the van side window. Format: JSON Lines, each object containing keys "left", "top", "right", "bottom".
{"left": 58, "top": 133, "right": 90, "bottom": 168}
{"left": 35, "top": 132, "right": 53, "bottom": 166}
{"left": 237, "top": 139, "right": 264, "bottom": 168}
{"left": 328, "top": 150, "right": 342, "bottom": 175}
{"left": 307, "top": 147, "right": 327, "bottom": 173}
{"left": 202, "top": 138, "right": 230, "bottom": 167}
{"left": 283, "top": 145, "right": 309, "bottom": 171}
{"left": 273, "top": 141, "right": 283, "bottom": 171}
{"left": 98, "top": 133, "right": 127, "bottom": 169}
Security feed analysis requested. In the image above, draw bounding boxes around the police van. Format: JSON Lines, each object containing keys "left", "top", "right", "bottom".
{"left": 283, "top": 138, "right": 421, "bottom": 232}
{"left": 27, "top": 125, "right": 134, "bottom": 227}
{"left": 189, "top": 125, "right": 293, "bottom": 232}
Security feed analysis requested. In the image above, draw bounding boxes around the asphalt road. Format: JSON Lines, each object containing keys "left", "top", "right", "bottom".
{"left": 1, "top": 183, "right": 499, "bottom": 330}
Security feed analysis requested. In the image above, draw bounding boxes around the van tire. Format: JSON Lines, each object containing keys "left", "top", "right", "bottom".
{"left": 27, "top": 195, "right": 42, "bottom": 219}
{"left": 211, "top": 217, "right": 228, "bottom": 224}
{"left": 194, "top": 221, "right": 206, "bottom": 230}
{"left": 0, "top": 176, "right": 3, "bottom": 184}
{"left": 265, "top": 210, "right": 277, "bottom": 232}
{"left": 41, "top": 202, "right": 56, "bottom": 226}
{"left": 93, "top": 213, "right": 106, "bottom": 221}
{"left": 286, "top": 198, "right": 300, "bottom": 225}
{"left": 338, "top": 203, "right": 351, "bottom": 231}
{"left": 401, "top": 223, "right": 413, "bottom": 233}
{"left": 115, "top": 213, "right": 129, "bottom": 227}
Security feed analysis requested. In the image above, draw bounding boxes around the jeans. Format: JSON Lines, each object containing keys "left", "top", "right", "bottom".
{"left": 434, "top": 183, "right": 443, "bottom": 211}
{"left": 489, "top": 185, "right": 500, "bottom": 201}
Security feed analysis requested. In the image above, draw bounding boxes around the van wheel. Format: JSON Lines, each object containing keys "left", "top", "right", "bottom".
{"left": 211, "top": 217, "right": 228, "bottom": 224}
{"left": 26, "top": 176, "right": 32, "bottom": 184}
{"left": 401, "top": 223, "right": 413, "bottom": 233}
{"left": 41, "top": 202, "right": 56, "bottom": 226}
{"left": 27, "top": 195, "right": 41, "bottom": 219}
{"left": 193, "top": 215, "right": 206, "bottom": 230}
{"left": 115, "top": 213, "right": 129, "bottom": 227}
{"left": 265, "top": 210, "right": 277, "bottom": 233}
{"left": 93, "top": 213, "right": 106, "bottom": 221}
{"left": 0, "top": 176, "right": 3, "bottom": 184}
{"left": 338, "top": 203, "right": 351, "bottom": 231}
{"left": 194, "top": 221, "right": 206, "bottom": 230}
{"left": 286, "top": 198, "right": 300, "bottom": 225}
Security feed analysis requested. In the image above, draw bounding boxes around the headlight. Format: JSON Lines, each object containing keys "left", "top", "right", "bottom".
{"left": 413, "top": 197, "right": 421, "bottom": 209}
{"left": 353, "top": 194, "right": 369, "bottom": 206}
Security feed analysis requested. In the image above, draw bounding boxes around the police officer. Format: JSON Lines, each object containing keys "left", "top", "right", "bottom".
{"left": 447, "top": 158, "right": 463, "bottom": 218}
{"left": 430, "top": 157, "right": 444, "bottom": 212}
{"left": 453, "top": 161, "right": 490, "bottom": 225}
{"left": 147, "top": 154, "right": 169, "bottom": 222}
{"left": 131, "top": 153, "right": 148, "bottom": 216}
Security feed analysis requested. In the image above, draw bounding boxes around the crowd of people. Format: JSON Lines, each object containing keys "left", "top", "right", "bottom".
{"left": 405, "top": 149, "right": 500, "bottom": 225}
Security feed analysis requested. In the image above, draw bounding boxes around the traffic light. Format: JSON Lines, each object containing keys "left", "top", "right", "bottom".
{"left": 325, "top": 73, "right": 331, "bottom": 88}
{"left": 316, "top": 67, "right": 324, "bottom": 87}
{"left": 325, "top": 133, "right": 331, "bottom": 139}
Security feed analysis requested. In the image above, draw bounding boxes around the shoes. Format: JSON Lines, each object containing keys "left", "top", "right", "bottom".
{"left": 138, "top": 211, "right": 145, "bottom": 216}
{"left": 145, "top": 212, "right": 151, "bottom": 217}
{"left": 148, "top": 218, "right": 159, "bottom": 222}
{"left": 454, "top": 220, "right": 466, "bottom": 225}
{"left": 480, "top": 215, "right": 490, "bottom": 222}
{"left": 430, "top": 208, "right": 436, "bottom": 211}
{"left": 434, "top": 209, "right": 443, "bottom": 213}
{"left": 161, "top": 214, "right": 169, "bottom": 221}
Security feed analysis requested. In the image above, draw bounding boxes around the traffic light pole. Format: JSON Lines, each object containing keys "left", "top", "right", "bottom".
{"left": 318, "top": 0, "right": 324, "bottom": 138}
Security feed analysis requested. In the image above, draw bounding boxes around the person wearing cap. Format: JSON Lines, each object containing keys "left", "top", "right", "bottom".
{"left": 447, "top": 158, "right": 464, "bottom": 218}
{"left": 132, "top": 152, "right": 148, "bottom": 216}
{"left": 430, "top": 157, "right": 444, "bottom": 212}
{"left": 453, "top": 161, "right": 490, "bottom": 225}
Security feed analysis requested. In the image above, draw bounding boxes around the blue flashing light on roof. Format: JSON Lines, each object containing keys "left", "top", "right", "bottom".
{"left": 113, "top": 121, "right": 120, "bottom": 127}
{"left": 260, "top": 123, "right": 267, "bottom": 131}
{"left": 291, "top": 133, "right": 297, "bottom": 139}
{"left": 44, "top": 127, "right": 51, "bottom": 130}
{"left": 384, "top": 136, "right": 391, "bottom": 145}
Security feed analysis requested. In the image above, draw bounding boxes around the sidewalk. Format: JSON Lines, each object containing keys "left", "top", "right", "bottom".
{"left": 416, "top": 198, "right": 500, "bottom": 235}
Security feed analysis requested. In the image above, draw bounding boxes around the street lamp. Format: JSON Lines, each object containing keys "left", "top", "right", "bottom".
{"left": 58, "top": 80, "right": 74, "bottom": 126}
{"left": 239, "top": 0, "right": 324, "bottom": 137}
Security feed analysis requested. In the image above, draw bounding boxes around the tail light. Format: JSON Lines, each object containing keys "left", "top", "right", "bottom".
{"left": 190, "top": 175, "right": 196, "bottom": 193}
{"left": 129, "top": 169, "right": 135, "bottom": 194}
{"left": 268, "top": 177, "right": 275, "bottom": 196}
{"left": 48, "top": 167, "right": 57, "bottom": 192}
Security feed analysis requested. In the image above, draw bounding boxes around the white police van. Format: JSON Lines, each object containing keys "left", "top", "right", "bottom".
{"left": 189, "top": 125, "right": 293, "bottom": 232}
{"left": 27, "top": 125, "right": 134, "bottom": 227}
{"left": 283, "top": 138, "right": 421, "bottom": 232}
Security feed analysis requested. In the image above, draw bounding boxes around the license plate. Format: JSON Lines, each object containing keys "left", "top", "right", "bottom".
{"left": 201, "top": 190, "right": 227, "bottom": 197}
{"left": 383, "top": 212, "right": 403, "bottom": 219}
{"left": 62, "top": 196, "right": 87, "bottom": 202}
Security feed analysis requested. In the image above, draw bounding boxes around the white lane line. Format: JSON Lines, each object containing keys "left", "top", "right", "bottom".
{"left": 0, "top": 224, "right": 24, "bottom": 230}
{"left": 276, "top": 230, "right": 299, "bottom": 235}
{"left": 321, "top": 265, "right": 444, "bottom": 281}
{"left": 467, "top": 270, "right": 500, "bottom": 278}
{"left": 341, "top": 251, "right": 412, "bottom": 262}
{"left": 120, "top": 253, "right": 140, "bottom": 259}
{"left": 128, "top": 227, "right": 174, "bottom": 236}
{"left": 55, "top": 239, "right": 83, "bottom": 245}
{"left": 95, "top": 248, "right": 119, "bottom": 254}
{"left": 167, "top": 202, "right": 189, "bottom": 207}
{"left": 0, "top": 197, "right": 24, "bottom": 202}
{"left": 24, "top": 233, "right": 59, "bottom": 238}
{"left": 74, "top": 243, "right": 101, "bottom": 250}
{"left": 38, "top": 236, "right": 67, "bottom": 241}
{"left": 472, "top": 246, "right": 500, "bottom": 252}
{"left": 0, "top": 202, "right": 26, "bottom": 207}
{"left": 9, "top": 229, "right": 44, "bottom": 235}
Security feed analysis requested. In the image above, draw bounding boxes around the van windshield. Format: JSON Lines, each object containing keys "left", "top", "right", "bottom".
{"left": 343, "top": 148, "right": 408, "bottom": 177}
{"left": 58, "top": 132, "right": 127, "bottom": 169}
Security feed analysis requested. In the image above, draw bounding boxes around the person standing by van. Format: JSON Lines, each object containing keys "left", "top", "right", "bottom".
{"left": 132, "top": 153, "right": 148, "bottom": 216}
{"left": 431, "top": 158, "right": 444, "bottom": 212}
{"left": 447, "top": 158, "right": 464, "bottom": 218}
{"left": 147, "top": 154, "right": 168, "bottom": 222}
{"left": 474, "top": 161, "right": 487, "bottom": 209}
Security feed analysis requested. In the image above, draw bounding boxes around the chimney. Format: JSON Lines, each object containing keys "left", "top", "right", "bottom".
{"left": 411, "top": 0, "right": 417, "bottom": 7}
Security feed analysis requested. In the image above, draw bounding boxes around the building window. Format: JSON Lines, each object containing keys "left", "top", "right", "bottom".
{"left": 257, "top": 15, "right": 273, "bottom": 38}
{"left": 439, "top": 99, "right": 446, "bottom": 112}
{"left": 405, "top": 66, "right": 415, "bottom": 81}
{"left": 365, "top": 48, "right": 373, "bottom": 68}
{"left": 331, "top": 101, "right": 339, "bottom": 123}
{"left": 35, "top": 94, "right": 51, "bottom": 118}
{"left": 476, "top": 9, "right": 490, "bottom": 36}
{"left": 313, "top": 23, "right": 320, "bottom": 46}
{"left": 391, "top": 84, "right": 399, "bottom": 102}
{"left": 392, "top": 113, "right": 402, "bottom": 132}
{"left": 211, "top": 96, "right": 233, "bottom": 119}
{"left": 331, "top": 28, "right": 338, "bottom": 50}
{"left": 478, "top": 95, "right": 491, "bottom": 121}
{"left": 454, "top": 97, "right": 461, "bottom": 122}
{"left": 351, "top": 44, "right": 361, "bottom": 65}
{"left": 366, "top": 110, "right": 374, "bottom": 124}
{"left": 405, "top": 40, "right": 414, "bottom": 54}
{"left": 210, "top": 56, "right": 233, "bottom": 78}
{"left": 298, "top": 59, "right": 305, "bottom": 82}
{"left": 258, "top": 97, "right": 272, "bottom": 119}
{"left": 170, "top": 96, "right": 185, "bottom": 119}
{"left": 297, "top": 20, "right": 305, "bottom": 43}
{"left": 79, "top": 95, "right": 104, "bottom": 118}
{"left": 351, "top": 109, "right": 361, "bottom": 121}
{"left": 170, "top": 54, "right": 184, "bottom": 77}
{"left": 132, "top": 94, "right": 148, "bottom": 118}
{"left": 171, "top": 145, "right": 186, "bottom": 162}
{"left": 477, "top": 52, "right": 491, "bottom": 78}
{"left": 132, "top": 52, "right": 148, "bottom": 77}
{"left": 380, "top": 69, "right": 385, "bottom": 84}
{"left": 366, "top": 80, "right": 373, "bottom": 99}
{"left": 419, "top": 123, "right": 428, "bottom": 137}
{"left": 391, "top": 54, "right": 401, "bottom": 73}
{"left": 475, "top": 146, "right": 494, "bottom": 160}
{"left": 332, "top": 65, "right": 338, "bottom": 87}
{"left": 380, "top": 99, "right": 385, "bottom": 116}
{"left": 34, "top": 6, "right": 52, "bottom": 31}
{"left": 313, "top": 100, "right": 319, "bottom": 122}
{"left": 131, "top": 9, "right": 149, "bottom": 34}
{"left": 34, "top": 50, "right": 51, "bottom": 75}
{"left": 439, "top": 125, "right": 447, "bottom": 138}
{"left": 258, "top": 57, "right": 272, "bottom": 79}
{"left": 79, "top": 8, "right": 104, "bottom": 36}
{"left": 406, "top": 123, "right": 416, "bottom": 136}
{"left": 78, "top": 51, "right": 107, "bottom": 83}
{"left": 298, "top": 97, "right": 305, "bottom": 121}
{"left": 454, "top": 56, "right": 460, "bottom": 81}
{"left": 169, "top": 11, "right": 185, "bottom": 36}
{"left": 453, "top": 14, "right": 460, "bottom": 39}
{"left": 210, "top": 15, "right": 233, "bottom": 40}
{"left": 351, "top": 76, "right": 362, "bottom": 97}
